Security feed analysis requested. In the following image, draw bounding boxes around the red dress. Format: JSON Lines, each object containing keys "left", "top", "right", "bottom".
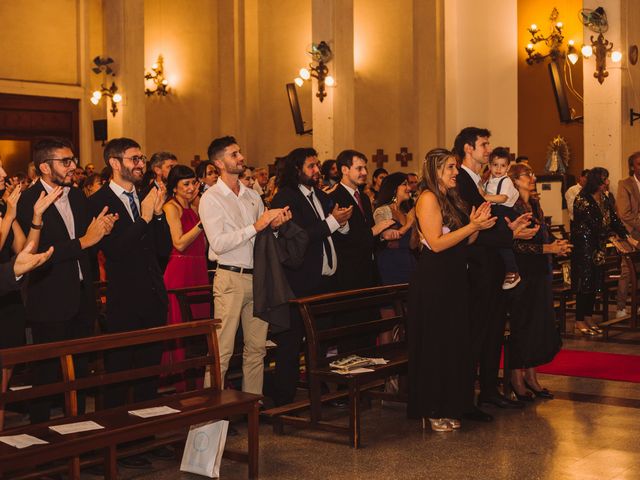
{"left": 162, "top": 206, "right": 209, "bottom": 390}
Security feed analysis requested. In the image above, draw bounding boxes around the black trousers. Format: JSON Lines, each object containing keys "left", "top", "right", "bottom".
{"left": 102, "top": 309, "right": 165, "bottom": 409}
{"left": 271, "top": 276, "right": 334, "bottom": 407}
{"left": 29, "top": 297, "right": 94, "bottom": 423}
{"left": 468, "top": 246, "right": 507, "bottom": 398}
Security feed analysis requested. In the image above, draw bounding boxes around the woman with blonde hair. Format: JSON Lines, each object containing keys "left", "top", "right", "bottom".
{"left": 408, "top": 148, "right": 496, "bottom": 432}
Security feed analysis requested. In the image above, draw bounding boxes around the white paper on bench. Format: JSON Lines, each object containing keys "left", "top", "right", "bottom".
{"left": 9, "top": 385, "right": 32, "bottom": 391}
{"left": 0, "top": 434, "right": 49, "bottom": 449}
{"left": 49, "top": 421, "right": 105, "bottom": 435}
{"left": 128, "top": 406, "right": 181, "bottom": 418}
{"left": 331, "top": 367, "right": 375, "bottom": 375}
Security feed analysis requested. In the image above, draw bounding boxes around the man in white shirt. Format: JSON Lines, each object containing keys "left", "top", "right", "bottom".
{"left": 199, "top": 136, "right": 290, "bottom": 395}
{"left": 565, "top": 169, "right": 589, "bottom": 222}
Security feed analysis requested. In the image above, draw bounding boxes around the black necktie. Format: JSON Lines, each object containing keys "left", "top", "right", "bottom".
{"left": 307, "top": 192, "right": 334, "bottom": 269}
{"left": 123, "top": 191, "right": 140, "bottom": 221}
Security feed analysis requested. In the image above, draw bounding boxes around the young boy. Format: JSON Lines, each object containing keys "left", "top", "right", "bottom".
{"left": 480, "top": 147, "right": 521, "bottom": 290}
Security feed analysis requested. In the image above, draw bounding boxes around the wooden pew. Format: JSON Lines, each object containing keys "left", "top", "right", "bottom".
{"left": 0, "top": 320, "right": 261, "bottom": 479}
{"left": 263, "top": 284, "right": 409, "bottom": 448}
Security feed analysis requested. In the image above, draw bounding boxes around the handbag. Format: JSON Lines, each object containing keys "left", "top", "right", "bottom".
{"left": 180, "top": 420, "right": 229, "bottom": 478}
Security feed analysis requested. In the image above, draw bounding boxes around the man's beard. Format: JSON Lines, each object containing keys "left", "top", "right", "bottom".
{"left": 52, "top": 171, "right": 74, "bottom": 187}
{"left": 300, "top": 172, "right": 318, "bottom": 187}
{"left": 122, "top": 165, "right": 143, "bottom": 184}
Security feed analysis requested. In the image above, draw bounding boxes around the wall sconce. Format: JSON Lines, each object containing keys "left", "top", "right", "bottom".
{"left": 293, "top": 41, "right": 335, "bottom": 102}
{"left": 525, "top": 8, "right": 565, "bottom": 65}
{"left": 145, "top": 55, "right": 170, "bottom": 96}
{"left": 579, "top": 7, "right": 622, "bottom": 84}
{"left": 90, "top": 82, "right": 122, "bottom": 117}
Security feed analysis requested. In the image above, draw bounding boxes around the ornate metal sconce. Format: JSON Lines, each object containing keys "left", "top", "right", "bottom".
{"left": 145, "top": 55, "right": 170, "bottom": 96}
{"left": 90, "top": 82, "right": 121, "bottom": 117}
{"left": 294, "top": 41, "right": 335, "bottom": 102}
{"left": 525, "top": 8, "right": 565, "bottom": 65}
{"left": 90, "top": 56, "right": 121, "bottom": 116}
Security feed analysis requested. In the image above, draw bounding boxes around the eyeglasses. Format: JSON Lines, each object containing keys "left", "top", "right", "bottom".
{"left": 46, "top": 157, "right": 79, "bottom": 167}
{"left": 518, "top": 172, "right": 534, "bottom": 178}
{"left": 114, "top": 155, "right": 147, "bottom": 165}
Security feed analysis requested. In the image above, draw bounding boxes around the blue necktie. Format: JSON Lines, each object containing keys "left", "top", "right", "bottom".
{"left": 123, "top": 191, "right": 140, "bottom": 221}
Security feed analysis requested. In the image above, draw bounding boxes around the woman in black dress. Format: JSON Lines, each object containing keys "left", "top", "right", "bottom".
{"left": 571, "top": 167, "right": 636, "bottom": 335}
{"left": 408, "top": 148, "right": 496, "bottom": 432}
{"left": 507, "top": 163, "right": 569, "bottom": 400}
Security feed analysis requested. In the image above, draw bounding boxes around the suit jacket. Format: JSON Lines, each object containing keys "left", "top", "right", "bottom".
{"left": 16, "top": 181, "right": 96, "bottom": 324}
{"left": 89, "top": 183, "right": 172, "bottom": 330}
{"left": 253, "top": 220, "right": 308, "bottom": 332}
{"left": 616, "top": 176, "right": 640, "bottom": 240}
{"left": 270, "top": 185, "right": 338, "bottom": 296}
{"left": 330, "top": 183, "right": 376, "bottom": 291}
{"left": 0, "top": 257, "right": 19, "bottom": 296}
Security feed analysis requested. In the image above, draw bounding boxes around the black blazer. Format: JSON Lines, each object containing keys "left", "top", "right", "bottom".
{"left": 16, "top": 181, "right": 96, "bottom": 324}
{"left": 330, "top": 183, "right": 376, "bottom": 290}
{"left": 89, "top": 183, "right": 172, "bottom": 329}
{"left": 270, "top": 185, "right": 337, "bottom": 297}
{"left": 0, "top": 257, "right": 19, "bottom": 296}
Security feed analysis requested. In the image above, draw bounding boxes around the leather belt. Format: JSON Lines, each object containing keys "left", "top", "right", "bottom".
{"left": 218, "top": 264, "right": 254, "bottom": 275}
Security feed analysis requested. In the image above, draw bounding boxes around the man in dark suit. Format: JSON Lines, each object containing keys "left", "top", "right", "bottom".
{"left": 330, "top": 149, "right": 397, "bottom": 292}
{"left": 90, "top": 138, "right": 171, "bottom": 406}
{"left": 16, "top": 137, "right": 116, "bottom": 422}
{"left": 269, "top": 147, "right": 353, "bottom": 406}
{"left": 453, "top": 127, "right": 537, "bottom": 420}
{"left": 89, "top": 137, "right": 172, "bottom": 467}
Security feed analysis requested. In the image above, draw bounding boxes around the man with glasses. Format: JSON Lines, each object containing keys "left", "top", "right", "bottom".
{"left": 16, "top": 137, "right": 117, "bottom": 423}
{"left": 89, "top": 137, "right": 172, "bottom": 468}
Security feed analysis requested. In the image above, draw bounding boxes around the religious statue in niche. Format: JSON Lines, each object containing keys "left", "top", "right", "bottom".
{"left": 545, "top": 135, "right": 570, "bottom": 174}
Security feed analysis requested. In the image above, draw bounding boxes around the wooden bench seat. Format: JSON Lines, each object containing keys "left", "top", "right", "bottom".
{"left": 0, "top": 320, "right": 261, "bottom": 479}
{"left": 264, "top": 284, "right": 409, "bottom": 448}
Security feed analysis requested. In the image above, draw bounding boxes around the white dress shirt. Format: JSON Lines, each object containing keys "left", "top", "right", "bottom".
{"left": 460, "top": 164, "right": 482, "bottom": 186}
{"left": 199, "top": 179, "right": 263, "bottom": 268}
{"left": 564, "top": 184, "right": 582, "bottom": 221}
{"left": 109, "top": 180, "right": 141, "bottom": 222}
{"left": 41, "top": 179, "right": 82, "bottom": 280}
{"left": 340, "top": 182, "right": 360, "bottom": 205}
{"left": 299, "top": 185, "right": 339, "bottom": 276}
{"left": 484, "top": 175, "right": 520, "bottom": 208}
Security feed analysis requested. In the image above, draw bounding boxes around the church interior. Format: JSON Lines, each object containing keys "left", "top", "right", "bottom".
{"left": 1, "top": 0, "right": 640, "bottom": 479}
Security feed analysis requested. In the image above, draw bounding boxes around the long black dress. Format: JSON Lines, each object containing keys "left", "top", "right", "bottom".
{"left": 507, "top": 200, "right": 561, "bottom": 368}
{"left": 0, "top": 204, "right": 26, "bottom": 349}
{"left": 407, "top": 227, "right": 473, "bottom": 420}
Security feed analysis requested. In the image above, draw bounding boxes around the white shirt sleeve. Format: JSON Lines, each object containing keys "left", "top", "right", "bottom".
{"left": 199, "top": 194, "right": 257, "bottom": 256}
{"left": 500, "top": 178, "right": 520, "bottom": 208}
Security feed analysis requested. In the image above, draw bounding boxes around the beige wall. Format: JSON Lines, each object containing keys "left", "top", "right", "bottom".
{"left": 0, "top": 0, "right": 80, "bottom": 85}
{"left": 621, "top": 0, "right": 640, "bottom": 178}
{"left": 445, "top": 0, "right": 518, "bottom": 151}
{"left": 353, "top": 0, "right": 417, "bottom": 171}
{"left": 254, "top": 0, "right": 312, "bottom": 166}
{"left": 144, "top": 0, "right": 220, "bottom": 164}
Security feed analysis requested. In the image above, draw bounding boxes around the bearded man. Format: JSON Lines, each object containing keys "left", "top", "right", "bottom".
{"left": 16, "top": 137, "right": 117, "bottom": 422}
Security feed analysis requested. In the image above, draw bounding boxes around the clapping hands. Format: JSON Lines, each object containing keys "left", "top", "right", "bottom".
{"left": 469, "top": 202, "right": 497, "bottom": 231}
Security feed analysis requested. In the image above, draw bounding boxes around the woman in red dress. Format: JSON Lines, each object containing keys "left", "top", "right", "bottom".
{"left": 162, "top": 165, "right": 209, "bottom": 390}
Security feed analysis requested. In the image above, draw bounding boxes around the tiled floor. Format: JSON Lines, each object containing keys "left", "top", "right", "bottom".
{"left": 106, "top": 335, "right": 640, "bottom": 480}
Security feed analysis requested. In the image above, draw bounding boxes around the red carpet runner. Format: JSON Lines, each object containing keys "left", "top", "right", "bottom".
{"left": 535, "top": 349, "right": 640, "bottom": 383}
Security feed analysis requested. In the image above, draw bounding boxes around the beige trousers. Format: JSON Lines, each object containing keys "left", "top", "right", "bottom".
{"left": 213, "top": 268, "right": 268, "bottom": 395}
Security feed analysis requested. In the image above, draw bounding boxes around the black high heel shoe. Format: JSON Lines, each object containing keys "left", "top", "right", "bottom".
{"left": 524, "top": 380, "right": 554, "bottom": 399}
{"left": 512, "top": 389, "right": 535, "bottom": 402}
